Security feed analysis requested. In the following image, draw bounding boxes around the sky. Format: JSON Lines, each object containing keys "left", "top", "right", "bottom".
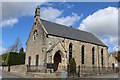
{"left": 0, "top": 2, "right": 119, "bottom": 54}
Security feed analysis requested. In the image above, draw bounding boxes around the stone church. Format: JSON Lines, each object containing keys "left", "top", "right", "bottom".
{"left": 25, "top": 6, "right": 109, "bottom": 73}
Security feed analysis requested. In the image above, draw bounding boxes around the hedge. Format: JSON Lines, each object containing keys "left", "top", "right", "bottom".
{"left": 0, "top": 52, "right": 25, "bottom": 66}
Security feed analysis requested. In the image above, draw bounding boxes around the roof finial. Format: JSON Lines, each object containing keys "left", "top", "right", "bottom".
{"left": 34, "top": 5, "right": 40, "bottom": 18}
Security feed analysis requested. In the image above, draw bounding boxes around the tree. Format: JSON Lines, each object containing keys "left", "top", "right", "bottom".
{"left": 14, "top": 37, "right": 22, "bottom": 52}
{"left": 7, "top": 45, "right": 16, "bottom": 52}
{"left": 7, "top": 37, "right": 22, "bottom": 53}
{"left": 19, "top": 47, "right": 24, "bottom": 53}
{"left": 70, "top": 58, "right": 76, "bottom": 73}
{"left": 115, "top": 51, "right": 120, "bottom": 62}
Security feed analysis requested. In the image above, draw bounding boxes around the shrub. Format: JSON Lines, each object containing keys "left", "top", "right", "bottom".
{"left": 70, "top": 58, "right": 76, "bottom": 73}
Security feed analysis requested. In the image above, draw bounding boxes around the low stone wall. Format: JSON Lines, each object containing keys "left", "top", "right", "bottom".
{"left": 3, "top": 65, "right": 27, "bottom": 73}
{"left": 27, "top": 72, "right": 61, "bottom": 78}
{"left": 2, "top": 65, "right": 119, "bottom": 78}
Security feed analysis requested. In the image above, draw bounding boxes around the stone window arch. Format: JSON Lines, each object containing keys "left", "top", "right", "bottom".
{"left": 36, "top": 55, "right": 39, "bottom": 66}
{"left": 92, "top": 47, "right": 95, "bottom": 65}
{"left": 69, "top": 43, "right": 73, "bottom": 63}
{"left": 81, "top": 45, "right": 85, "bottom": 65}
{"left": 33, "top": 29, "right": 38, "bottom": 41}
{"left": 101, "top": 49, "right": 104, "bottom": 66}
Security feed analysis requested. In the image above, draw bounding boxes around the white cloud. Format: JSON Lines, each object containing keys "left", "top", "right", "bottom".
{"left": 0, "top": 40, "right": 7, "bottom": 54}
{"left": 102, "top": 36, "right": 118, "bottom": 46}
{"left": 55, "top": 13, "right": 81, "bottom": 26}
{"left": 113, "top": 46, "right": 120, "bottom": 52}
{"left": 109, "top": 36, "right": 118, "bottom": 45}
{"left": 2, "top": 2, "right": 45, "bottom": 19}
{"left": 41, "top": 7, "right": 81, "bottom": 26}
{"left": 78, "top": 7, "right": 118, "bottom": 52}
{"left": 1, "top": 2, "right": 47, "bottom": 28}
{"left": 0, "top": 47, "right": 7, "bottom": 54}
{"left": 79, "top": 7, "right": 118, "bottom": 37}
{"left": 2, "top": 2, "right": 81, "bottom": 27}
{"left": 0, "top": 18, "right": 18, "bottom": 28}
{"left": 41, "top": 7, "right": 63, "bottom": 21}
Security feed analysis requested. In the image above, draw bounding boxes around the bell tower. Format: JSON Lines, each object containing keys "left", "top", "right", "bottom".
{"left": 34, "top": 5, "right": 40, "bottom": 22}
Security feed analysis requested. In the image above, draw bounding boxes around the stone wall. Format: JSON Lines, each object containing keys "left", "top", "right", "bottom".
{"left": 108, "top": 54, "right": 118, "bottom": 67}
{"left": 25, "top": 19, "right": 47, "bottom": 66}
{"left": 3, "top": 65, "right": 27, "bottom": 73}
{"left": 46, "top": 35, "right": 108, "bottom": 68}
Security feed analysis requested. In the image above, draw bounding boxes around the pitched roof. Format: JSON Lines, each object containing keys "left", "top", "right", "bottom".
{"left": 40, "top": 19, "right": 107, "bottom": 47}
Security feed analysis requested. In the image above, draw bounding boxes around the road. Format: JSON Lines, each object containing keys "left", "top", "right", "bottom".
{"left": 89, "top": 73, "right": 119, "bottom": 78}
{"left": 0, "top": 69, "right": 21, "bottom": 78}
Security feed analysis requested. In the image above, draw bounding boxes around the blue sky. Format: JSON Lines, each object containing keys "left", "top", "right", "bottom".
{"left": 1, "top": 2, "right": 118, "bottom": 54}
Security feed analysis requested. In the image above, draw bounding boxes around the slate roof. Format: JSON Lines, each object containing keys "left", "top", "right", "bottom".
{"left": 40, "top": 19, "right": 107, "bottom": 47}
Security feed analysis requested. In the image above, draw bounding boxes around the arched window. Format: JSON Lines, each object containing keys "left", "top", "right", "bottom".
{"left": 36, "top": 55, "right": 39, "bottom": 66}
{"left": 92, "top": 47, "right": 95, "bottom": 65}
{"left": 81, "top": 45, "right": 85, "bottom": 64}
{"left": 69, "top": 43, "right": 73, "bottom": 63}
{"left": 101, "top": 49, "right": 104, "bottom": 66}
{"left": 33, "top": 30, "right": 38, "bottom": 41}
{"left": 28, "top": 56, "right": 31, "bottom": 66}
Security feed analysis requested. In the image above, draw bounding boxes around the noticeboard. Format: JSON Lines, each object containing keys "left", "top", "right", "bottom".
{"left": 47, "top": 63, "right": 53, "bottom": 69}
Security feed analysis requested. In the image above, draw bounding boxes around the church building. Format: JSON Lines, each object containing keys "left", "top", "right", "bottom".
{"left": 25, "top": 6, "right": 109, "bottom": 73}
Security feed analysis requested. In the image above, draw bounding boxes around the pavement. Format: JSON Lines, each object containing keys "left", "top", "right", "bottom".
{"left": 89, "top": 73, "right": 119, "bottom": 78}
{"left": 0, "top": 69, "right": 119, "bottom": 79}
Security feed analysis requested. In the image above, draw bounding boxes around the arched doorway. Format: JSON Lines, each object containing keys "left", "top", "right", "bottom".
{"left": 53, "top": 51, "right": 62, "bottom": 72}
